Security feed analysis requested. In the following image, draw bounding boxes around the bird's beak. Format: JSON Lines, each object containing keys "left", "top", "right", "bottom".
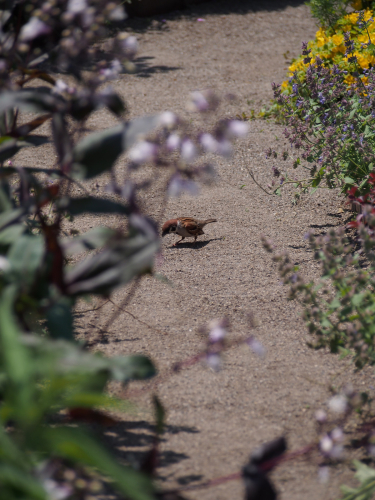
{"left": 161, "top": 230, "right": 167, "bottom": 237}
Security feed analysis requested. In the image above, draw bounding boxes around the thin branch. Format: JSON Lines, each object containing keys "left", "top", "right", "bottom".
{"left": 246, "top": 166, "right": 274, "bottom": 195}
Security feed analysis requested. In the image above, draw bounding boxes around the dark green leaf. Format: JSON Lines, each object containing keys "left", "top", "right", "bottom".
{"left": 0, "top": 136, "right": 50, "bottom": 162}
{"left": 0, "top": 208, "right": 25, "bottom": 231}
{"left": 0, "top": 224, "right": 25, "bottom": 247}
{"left": 71, "top": 124, "right": 124, "bottom": 179}
{"left": 0, "top": 89, "right": 64, "bottom": 114}
{"left": 7, "top": 235, "right": 44, "bottom": 286}
{"left": 153, "top": 394, "right": 165, "bottom": 435}
{"left": 46, "top": 297, "right": 74, "bottom": 340}
{"left": 0, "top": 286, "right": 30, "bottom": 386}
{"left": 65, "top": 225, "right": 159, "bottom": 295}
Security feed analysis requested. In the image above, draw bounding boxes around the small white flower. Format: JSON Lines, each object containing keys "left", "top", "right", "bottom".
{"left": 187, "top": 91, "right": 209, "bottom": 112}
{"left": 318, "top": 466, "right": 330, "bottom": 484}
{"left": 227, "top": 120, "right": 250, "bottom": 138}
{"left": 328, "top": 394, "right": 348, "bottom": 414}
{"left": 122, "top": 35, "right": 138, "bottom": 59}
{"left": 200, "top": 133, "right": 218, "bottom": 153}
{"left": 181, "top": 139, "right": 197, "bottom": 163}
{"left": 166, "top": 133, "right": 181, "bottom": 151}
{"left": 315, "top": 409, "right": 327, "bottom": 423}
{"left": 331, "top": 428, "right": 344, "bottom": 442}
{"left": 128, "top": 141, "right": 156, "bottom": 164}
{"left": 20, "top": 17, "right": 51, "bottom": 41}
{"left": 320, "top": 435, "right": 333, "bottom": 454}
{"left": 159, "top": 111, "right": 177, "bottom": 128}
{"left": 108, "top": 6, "right": 127, "bottom": 21}
{"left": 67, "top": 0, "right": 87, "bottom": 13}
{"left": 52, "top": 79, "right": 71, "bottom": 95}
{"left": 206, "top": 352, "right": 221, "bottom": 372}
{"left": 208, "top": 319, "right": 227, "bottom": 342}
{"left": 100, "top": 59, "right": 122, "bottom": 80}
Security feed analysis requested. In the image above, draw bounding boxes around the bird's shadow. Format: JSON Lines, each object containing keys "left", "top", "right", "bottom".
{"left": 169, "top": 237, "right": 222, "bottom": 249}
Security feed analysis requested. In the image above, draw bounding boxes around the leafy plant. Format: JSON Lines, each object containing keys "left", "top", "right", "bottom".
{"left": 340, "top": 460, "right": 375, "bottom": 499}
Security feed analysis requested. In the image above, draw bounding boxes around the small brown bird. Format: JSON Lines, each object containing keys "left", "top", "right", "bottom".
{"left": 161, "top": 217, "right": 217, "bottom": 246}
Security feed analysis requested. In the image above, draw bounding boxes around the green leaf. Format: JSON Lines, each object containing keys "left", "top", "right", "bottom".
{"left": 65, "top": 226, "right": 159, "bottom": 296}
{"left": 0, "top": 463, "right": 47, "bottom": 500}
{"left": 0, "top": 209, "right": 24, "bottom": 231}
{"left": 71, "top": 124, "right": 125, "bottom": 179}
{"left": 0, "top": 89, "right": 63, "bottom": 114}
{"left": 0, "top": 224, "right": 24, "bottom": 247}
{"left": 0, "top": 136, "right": 49, "bottom": 163}
{"left": 109, "top": 355, "right": 156, "bottom": 382}
{"left": 7, "top": 235, "right": 44, "bottom": 286}
{"left": 0, "top": 286, "right": 30, "bottom": 386}
{"left": 352, "top": 293, "right": 365, "bottom": 307}
{"left": 42, "top": 427, "right": 154, "bottom": 500}
{"left": 344, "top": 176, "right": 355, "bottom": 185}
{"left": 45, "top": 297, "right": 74, "bottom": 340}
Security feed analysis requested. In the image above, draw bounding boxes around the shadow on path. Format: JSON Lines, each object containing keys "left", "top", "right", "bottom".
{"left": 125, "top": 0, "right": 308, "bottom": 33}
{"left": 134, "top": 56, "right": 181, "bottom": 78}
{"left": 169, "top": 237, "right": 222, "bottom": 249}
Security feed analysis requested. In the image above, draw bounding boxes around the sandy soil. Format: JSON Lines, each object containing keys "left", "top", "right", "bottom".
{"left": 18, "top": 1, "right": 375, "bottom": 498}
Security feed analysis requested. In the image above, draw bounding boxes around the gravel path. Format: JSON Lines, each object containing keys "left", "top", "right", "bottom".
{"left": 67, "top": 1, "right": 375, "bottom": 498}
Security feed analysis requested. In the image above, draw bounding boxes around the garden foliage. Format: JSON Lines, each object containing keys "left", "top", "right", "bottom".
{"left": 0, "top": 1, "right": 252, "bottom": 498}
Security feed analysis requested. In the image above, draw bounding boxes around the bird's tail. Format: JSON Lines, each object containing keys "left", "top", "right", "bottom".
{"left": 203, "top": 219, "right": 217, "bottom": 225}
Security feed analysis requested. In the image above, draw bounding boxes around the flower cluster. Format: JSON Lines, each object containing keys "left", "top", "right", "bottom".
{"left": 282, "top": 8, "right": 375, "bottom": 93}
{"left": 268, "top": 29, "right": 375, "bottom": 200}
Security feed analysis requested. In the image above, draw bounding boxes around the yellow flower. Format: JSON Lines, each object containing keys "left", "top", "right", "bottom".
{"left": 316, "top": 28, "right": 328, "bottom": 47}
{"left": 345, "top": 74, "right": 356, "bottom": 85}
{"left": 347, "top": 12, "right": 360, "bottom": 24}
{"left": 356, "top": 52, "right": 370, "bottom": 68}
{"left": 364, "top": 9, "right": 373, "bottom": 22}
{"left": 331, "top": 33, "right": 344, "bottom": 46}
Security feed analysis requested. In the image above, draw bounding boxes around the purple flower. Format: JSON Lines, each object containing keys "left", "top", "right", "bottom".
{"left": 188, "top": 91, "right": 209, "bottom": 112}
{"left": 247, "top": 336, "right": 265, "bottom": 357}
